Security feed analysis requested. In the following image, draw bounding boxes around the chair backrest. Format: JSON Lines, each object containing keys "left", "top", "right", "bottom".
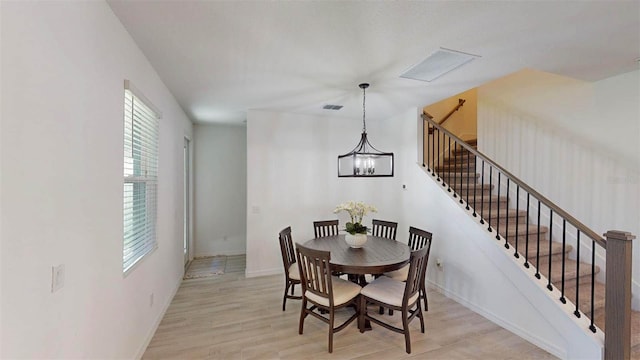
{"left": 279, "top": 226, "right": 296, "bottom": 276}
{"left": 403, "top": 245, "right": 430, "bottom": 306}
{"left": 296, "top": 244, "right": 334, "bottom": 307}
{"left": 408, "top": 226, "right": 433, "bottom": 251}
{"left": 371, "top": 219, "right": 398, "bottom": 240}
{"left": 313, "top": 220, "right": 339, "bottom": 238}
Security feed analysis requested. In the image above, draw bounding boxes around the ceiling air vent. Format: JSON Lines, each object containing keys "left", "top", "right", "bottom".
{"left": 400, "top": 48, "right": 480, "bottom": 82}
{"left": 323, "top": 104, "right": 343, "bottom": 110}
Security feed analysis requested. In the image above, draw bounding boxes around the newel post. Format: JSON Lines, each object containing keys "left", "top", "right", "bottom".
{"left": 605, "top": 230, "right": 635, "bottom": 360}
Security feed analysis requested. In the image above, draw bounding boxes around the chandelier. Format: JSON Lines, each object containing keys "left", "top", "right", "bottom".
{"left": 337, "top": 83, "right": 394, "bottom": 177}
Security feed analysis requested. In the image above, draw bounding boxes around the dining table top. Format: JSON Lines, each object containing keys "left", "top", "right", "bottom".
{"left": 301, "top": 234, "right": 410, "bottom": 275}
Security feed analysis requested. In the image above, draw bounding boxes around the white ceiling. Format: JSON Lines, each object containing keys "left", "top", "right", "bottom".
{"left": 107, "top": 1, "right": 639, "bottom": 125}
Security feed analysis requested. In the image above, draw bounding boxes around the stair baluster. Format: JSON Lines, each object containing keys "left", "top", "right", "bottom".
{"left": 547, "top": 209, "right": 553, "bottom": 291}
{"left": 574, "top": 230, "right": 581, "bottom": 318}
{"left": 560, "top": 220, "right": 567, "bottom": 304}
{"left": 480, "top": 161, "right": 485, "bottom": 224}
{"left": 535, "top": 201, "right": 541, "bottom": 279}
{"left": 488, "top": 167, "right": 493, "bottom": 232}
{"left": 504, "top": 179, "right": 510, "bottom": 249}
{"left": 514, "top": 186, "right": 520, "bottom": 258}
{"left": 496, "top": 173, "right": 501, "bottom": 240}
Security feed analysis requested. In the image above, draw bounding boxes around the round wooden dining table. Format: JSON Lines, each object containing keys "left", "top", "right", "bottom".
{"left": 301, "top": 234, "right": 410, "bottom": 276}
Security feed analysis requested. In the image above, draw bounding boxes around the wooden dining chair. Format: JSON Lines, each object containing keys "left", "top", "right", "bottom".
{"left": 359, "top": 245, "right": 429, "bottom": 354}
{"left": 279, "top": 226, "right": 302, "bottom": 311}
{"left": 313, "top": 220, "right": 339, "bottom": 238}
{"left": 296, "top": 244, "right": 361, "bottom": 353}
{"left": 371, "top": 219, "right": 398, "bottom": 240}
{"left": 383, "top": 226, "right": 433, "bottom": 311}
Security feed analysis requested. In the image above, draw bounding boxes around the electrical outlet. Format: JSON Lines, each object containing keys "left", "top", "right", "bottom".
{"left": 150, "top": 293, "right": 154, "bottom": 308}
{"left": 51, "top": 264, "right": 65, "bottom": 293}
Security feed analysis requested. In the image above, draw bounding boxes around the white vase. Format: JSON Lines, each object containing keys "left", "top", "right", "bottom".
{"left": 345, "top": 233, "right": 367, "bottom": 248}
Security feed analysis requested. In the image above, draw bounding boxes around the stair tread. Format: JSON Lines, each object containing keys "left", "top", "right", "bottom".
{"left": 441, "top": 154, "right": 476, "bottom": 163}
{"left": 536, "top": 258, "right": 599, "bottom": 285}
{"left": 483, "top": 208, "right": 527, "bottom": 218}
{"left": 465, "top": 194, "right": 508, "bottom": 203}
{"left": 453, "top": 146, "right": 476, "bottom": 154}
{"left": 436, "top": 161, "right": 477, "bottom": 170}
{"left": 507, "top": 237, "right": 571, "bottom": 257}
{"left": 497, "top": 223, "right": 549, "bottom": 236}
{"left": 438, "top": 169, "right": 480, "bottom": 177}
{"left": 563, "top": 281, "right": 606, "bottom": 316}
{"left": 450, "top": 183, "right": 493, "bottom": 190}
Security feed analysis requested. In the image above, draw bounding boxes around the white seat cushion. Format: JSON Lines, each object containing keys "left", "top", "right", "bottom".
{"left": 288, "top": 263, "right": 300, "bottom": 281}
{"left": 361, "top": 276, "right": 418, "bottom": 307}
{"left": 305, "top": 276, "right": 361, "bottom": 307}
{"left": 383, "top": 264, "right": 409, "bottom": 281}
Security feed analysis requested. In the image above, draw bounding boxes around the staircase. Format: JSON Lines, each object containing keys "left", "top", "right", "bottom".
{"left": 436, "top": 138, "right": 640, "bottom": 358}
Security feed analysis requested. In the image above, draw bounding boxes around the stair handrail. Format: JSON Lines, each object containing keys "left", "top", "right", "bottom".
{"left": 422, "top": 112, "right": 606, "bottom": 249}
{"left": 426, "top": 98, "right": 466, "bottom": 134}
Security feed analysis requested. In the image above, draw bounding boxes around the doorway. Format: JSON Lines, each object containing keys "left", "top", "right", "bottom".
{"left": 183, "top": 137, "right": 192, "bottom": 268}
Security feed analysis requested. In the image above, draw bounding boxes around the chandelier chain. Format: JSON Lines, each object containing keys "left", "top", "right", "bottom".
{"left": 362, "top": 85, "right": 367, "bottom": 133}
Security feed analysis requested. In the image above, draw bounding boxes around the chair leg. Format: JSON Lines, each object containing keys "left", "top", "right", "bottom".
{"left": 422, "top": 286, "right": 428, "bottom": 311}
{"left": 419, "top": 306, "right": 425, "bottom": 333}
{"left": 402, "top": 307, "right": 411, "bottom": 354}
{"left": 298, "top": 298, "right": 306, "bottom": 335}
{"left": 378, "top": 305, "right": 384, "bottom": 315}
{"left": 290, "top": 283, "right": 295, "bottom": 296}
{"left": 359, "top": 296, "right": 366, "bottom": 333}
{"left": 328, "top": 309, "right": 334, "bottom": 353}
{"left": 283, "top": 282, "right": 290, "bottom": 311}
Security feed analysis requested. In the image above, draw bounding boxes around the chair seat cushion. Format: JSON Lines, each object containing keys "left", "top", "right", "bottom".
{"left": 361, "top": 276, "right": 418, "bottom": 307}
{"left": 305, "top": 276, "right": 361, "bottom": 307}
{"left": 383, "top": 264, "right": 409, "bottom": 281}
{"left": 288, "top": 263, "right": 300, "bottom": 281}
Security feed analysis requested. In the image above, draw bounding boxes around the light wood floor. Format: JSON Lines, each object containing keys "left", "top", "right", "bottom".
{"left": 144, "top": 262, "right": 556, "bottom": 359}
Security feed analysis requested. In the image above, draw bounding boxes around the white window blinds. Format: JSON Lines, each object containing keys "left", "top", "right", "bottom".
{"left": 123, "top": 81, "right": 160, "bottom": 274}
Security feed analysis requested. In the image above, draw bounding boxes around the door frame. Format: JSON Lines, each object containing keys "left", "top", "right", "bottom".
{"left": 183, "top": 136, "right": 193, "bottom": 269}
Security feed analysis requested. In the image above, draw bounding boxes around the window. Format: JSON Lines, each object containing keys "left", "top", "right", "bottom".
{"left": 123, "top": 80, "right": 161, "bottom": 274}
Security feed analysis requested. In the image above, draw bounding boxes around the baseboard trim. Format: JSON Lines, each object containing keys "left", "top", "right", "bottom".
{"left": 245, "top": 268, "right": 281, "bottom": 278}
{"left": 194, "top": 250, "right": 246, "bottom": 258}
{"left": 134, "top": 274, "right": 182, "bottom": 359}
{"left": 427, "top": 280, "right": 566, "bottom": 359}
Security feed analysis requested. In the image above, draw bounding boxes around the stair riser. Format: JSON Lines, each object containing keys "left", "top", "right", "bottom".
{"left": 436, "top": 163, "right": 477, "bottom": 172}
{"left": 440, "top": 174, "right": 479, "bottom": 179}
{"left": 440, "top": 187, "right": 493, "bottom": 198}
{"left": 488, "top": 233, "right": 551, "bottom": 247}
{"left": 450, "top": 189, "right": 494, "bottom": 198}
{"left": 452, "top": 148, "right": 476, "bottom": 155}
{"left": 482, "top": 216, "right": 528, "bottom": 226}
{"left": 515, "top": 252, "right": 567, "bottom": 264}
{"left": 478, "top": 200, "right": 508, "bottom": 212}
{"left": 439, "top": 157, "right": 476, "bottom": 166}
{"left": 557, "top": 273, "right": 595, "bottom": 287}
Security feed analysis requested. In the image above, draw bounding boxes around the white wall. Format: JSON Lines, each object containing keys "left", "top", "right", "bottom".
{"left": 477, "top": 69, "right": 640, "bottom": 308}
{"left": 1, "top": 2, "right": 193, "bottom": 358}
{"left": 245, "top": 109, "right": 404, "bottom": 277}
{"left": 193, "top": 124, "right": 247, "bottom": 257}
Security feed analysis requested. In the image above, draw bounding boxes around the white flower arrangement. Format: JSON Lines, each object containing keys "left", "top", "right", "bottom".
{"left": 333, "top": 201, "right": 377, "bottom": 234}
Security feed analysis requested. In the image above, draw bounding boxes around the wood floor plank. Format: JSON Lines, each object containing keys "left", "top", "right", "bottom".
{"left": 143, "top": 267, "right": 557, "bottom": 359}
